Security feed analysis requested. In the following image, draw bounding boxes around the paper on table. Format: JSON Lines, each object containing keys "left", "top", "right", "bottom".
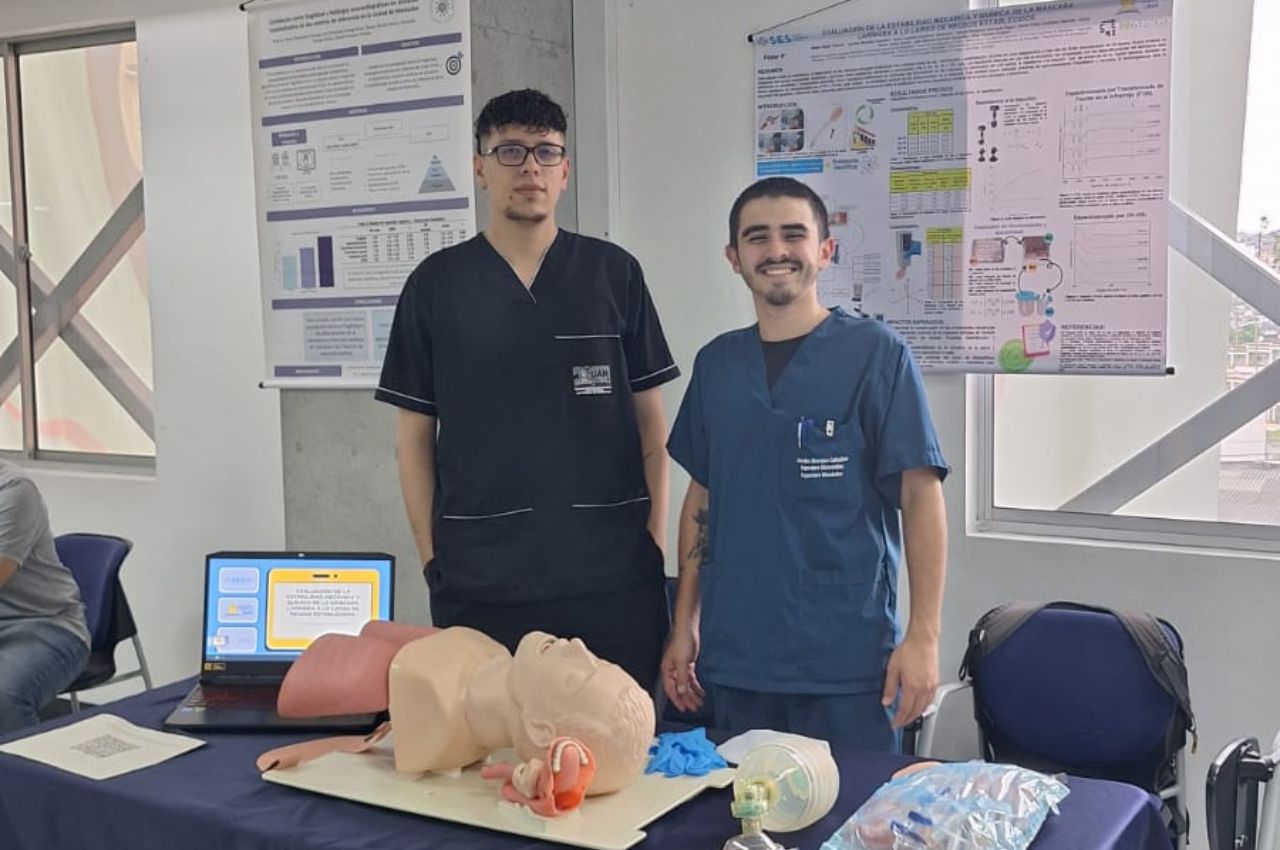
{"left": 0, "top": 713, "right": 204, "bottom": 780}
{"left": 715, "top": 729, "right": 831, "bottom": 766}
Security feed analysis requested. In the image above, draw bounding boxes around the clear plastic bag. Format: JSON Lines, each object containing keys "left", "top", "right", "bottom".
{"left": 820, "top": 762, "right": 1070, "bottom": 850}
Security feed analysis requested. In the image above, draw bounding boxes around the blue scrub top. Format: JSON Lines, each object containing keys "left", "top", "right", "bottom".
{"left": 668, "top": 308, "right": 948, "bottom": 695}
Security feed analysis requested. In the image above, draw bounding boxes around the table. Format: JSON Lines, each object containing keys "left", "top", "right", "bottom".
{"left": 0, "top": 680, "right": 1171, "bottom": 850}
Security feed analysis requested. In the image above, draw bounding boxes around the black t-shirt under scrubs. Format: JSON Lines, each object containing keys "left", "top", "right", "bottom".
{"left": 376, "top": 229, "right": 679, "bottom": 617}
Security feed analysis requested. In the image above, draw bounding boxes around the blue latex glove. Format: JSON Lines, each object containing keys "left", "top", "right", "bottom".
{"left": 646, "top": 728, "right": 728, "bottom": 777}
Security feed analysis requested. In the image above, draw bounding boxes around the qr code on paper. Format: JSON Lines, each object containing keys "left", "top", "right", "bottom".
{"left": 72, "top": 734, "right": 140, "bottom": 759}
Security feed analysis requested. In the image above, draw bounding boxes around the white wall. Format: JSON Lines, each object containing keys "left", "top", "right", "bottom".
{"left": 2, "top": 0, "right": 286, "bottom": 691}
{"left": 0, "top": 1, "right": 1269, "bottom": 842}
{"left": 614, "top": 1, "right": 1269, "bottom": 848}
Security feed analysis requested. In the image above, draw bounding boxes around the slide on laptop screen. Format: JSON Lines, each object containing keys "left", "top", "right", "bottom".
{"left": 164, "top": 552, "right": 394, "bottom": 732}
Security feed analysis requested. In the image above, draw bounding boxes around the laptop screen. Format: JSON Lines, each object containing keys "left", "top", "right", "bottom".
{"left": 201, "top": 552, "right": 394, "bottom": 679}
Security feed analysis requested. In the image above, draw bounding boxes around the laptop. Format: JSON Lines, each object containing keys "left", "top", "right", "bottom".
{"left": 164, "top": 551, "right": 395, "bottom": 732}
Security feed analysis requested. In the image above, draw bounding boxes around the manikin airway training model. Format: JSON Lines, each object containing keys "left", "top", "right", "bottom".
{"left": 257, "top": 622, "right": 655, "bottom": 814}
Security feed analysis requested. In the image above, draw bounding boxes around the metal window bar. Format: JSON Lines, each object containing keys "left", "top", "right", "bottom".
{"left": 0, "top": 29, "right": 153, "bottom": 462}
{"left": 976, "top": 199, "right": 1280, "bottom": 552}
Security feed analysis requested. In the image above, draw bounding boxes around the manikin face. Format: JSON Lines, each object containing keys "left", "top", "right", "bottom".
{"left": 509, "top": 631, "right": 654, "bottom": 794}
{"left": 473, "top": 125, "right": 571, "bottom": 225}
{"left": 725, "top": 196, "right": 834, "bottom": 308}
{"left": 512, "top": 633, "right": 601, "bottom": 697}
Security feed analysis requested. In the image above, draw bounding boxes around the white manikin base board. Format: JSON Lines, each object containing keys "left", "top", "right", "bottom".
{"left": 263, "top": 741, "right": 735, "bottom": 850}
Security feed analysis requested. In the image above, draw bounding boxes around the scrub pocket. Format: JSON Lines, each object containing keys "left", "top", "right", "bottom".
{"left": 555, "top": 333, "right": 646, "bottom": 505}
{"left": 432, "top": 507, "right": 536, "bottom": 601}
{"left": 555, "top": 333, "right": 625, "bottom": 403}
{"left": 780, "top": 412, "right": 865, "bottom": 505}
{"left": 777, "top": 411, "right": 869, "bottom": 586}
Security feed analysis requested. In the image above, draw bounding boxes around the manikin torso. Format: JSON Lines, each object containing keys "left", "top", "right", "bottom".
{"left": 388, "top": 627, "right": 510, "bottom": 771}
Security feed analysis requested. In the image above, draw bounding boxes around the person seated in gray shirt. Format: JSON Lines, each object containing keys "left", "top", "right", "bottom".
{"left": 0, "top": 460, "right": 90, "bottom": 734}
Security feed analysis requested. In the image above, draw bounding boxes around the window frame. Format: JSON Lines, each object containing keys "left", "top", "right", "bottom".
{"left": 973, "top": 202, "right": 1280, "bottom": 555}
{"left": 971, "top": 372, "right": 1280, "bottom": 555}
{"left": 1, "top": 26, "right": 154, "bottom": 469}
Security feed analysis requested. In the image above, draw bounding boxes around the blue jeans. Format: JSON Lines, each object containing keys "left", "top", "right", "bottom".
{"left": 0, "top": 619, "right": 89, "bottom": 736}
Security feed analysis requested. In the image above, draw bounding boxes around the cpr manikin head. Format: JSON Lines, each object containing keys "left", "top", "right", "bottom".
{"left": 384, "top": 627, "right": 654, "bottom": 795}
{"left": 507, "top": 631, "right": 655, "bottom": 794}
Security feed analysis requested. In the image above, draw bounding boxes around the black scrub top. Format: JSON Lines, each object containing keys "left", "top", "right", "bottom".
{"left": 376, "top": 230, "right": 680, "bottom": 604}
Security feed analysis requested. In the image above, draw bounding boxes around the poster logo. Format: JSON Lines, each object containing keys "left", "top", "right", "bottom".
{"left": 431, "top": 0, "right": 456, "bottom": 23}
{"left": 446, "top": 52, "right": 463, "bottom": 75}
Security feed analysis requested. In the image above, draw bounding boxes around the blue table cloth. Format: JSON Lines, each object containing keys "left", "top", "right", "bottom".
{"left": 0, "top": 680, "right": 1170, "bottom": 850}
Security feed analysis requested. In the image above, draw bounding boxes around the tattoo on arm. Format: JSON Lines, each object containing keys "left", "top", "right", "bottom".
{"left": 688, "top": 508, "right": 710, "bottom": 562}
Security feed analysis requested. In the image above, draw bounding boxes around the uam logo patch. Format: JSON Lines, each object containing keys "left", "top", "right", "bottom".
{"left": 573, "top": 365, "right": 612, "bottom": 396}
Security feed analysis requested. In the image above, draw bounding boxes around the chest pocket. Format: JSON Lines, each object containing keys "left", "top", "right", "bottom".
{"left": 776, "top": 412, "right": 872, "bottom": 586}
{"left": 556, "top": 334, "right": 623, "bottom": 402}
{"left": 779, "top": 412, "right": 866, "bottom": 505}
{"left": 554, "top": 334, "right": 646, "bottom": 504}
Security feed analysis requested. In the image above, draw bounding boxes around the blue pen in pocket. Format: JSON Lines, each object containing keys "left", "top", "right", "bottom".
{"left": 797, "top": 416, "right": 814, "bottom": 450}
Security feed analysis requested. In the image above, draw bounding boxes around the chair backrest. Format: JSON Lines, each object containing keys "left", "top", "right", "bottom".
{"left": 1206, "top": 737, "right": 1264, "bottom": 850}
{"left": 1206, "top": 730, "right": 1280, "bottom": 850}
{"left": 55, "top": 533, "right": 133, "bottom": 652}
{"left": 967, "top": 603, "right": 1188, "bottom": 790}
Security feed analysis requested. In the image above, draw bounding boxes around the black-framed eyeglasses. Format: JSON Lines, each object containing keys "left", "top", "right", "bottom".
{"left": 482, "top": 143, "right": 567, "bottom": 167}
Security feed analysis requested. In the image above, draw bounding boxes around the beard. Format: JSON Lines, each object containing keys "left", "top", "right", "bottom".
{"left": 503, "top": 204, "right": 549, "bottom": 224}
{"left": 745, "top": 265, "right": 812, "bottom": 307}
{"left": 761, "top": 287, "right": 800, "bottom": 307}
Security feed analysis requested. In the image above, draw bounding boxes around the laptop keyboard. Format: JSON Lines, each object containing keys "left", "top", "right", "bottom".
{"left": 186, "top": 685, "right": 280, "bottom": 709}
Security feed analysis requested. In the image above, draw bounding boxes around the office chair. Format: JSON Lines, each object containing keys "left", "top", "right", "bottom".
{"left": 1206, "top": 731, "right": 1280, "bottom": 850}
{"left": 918, "top": 602, "right": 1193, "bottom": 847}
{"left": 55, "top": 533, "right": 153, "bottom": 711}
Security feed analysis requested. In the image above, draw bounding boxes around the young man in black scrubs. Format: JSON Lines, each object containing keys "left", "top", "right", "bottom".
{"left": 376, "top": 89, "right": 679, "bottom": 690}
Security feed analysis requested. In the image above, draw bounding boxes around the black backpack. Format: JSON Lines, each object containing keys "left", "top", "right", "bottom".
{"left": 960, "top": 601, "right": 1196, "bottom": 842}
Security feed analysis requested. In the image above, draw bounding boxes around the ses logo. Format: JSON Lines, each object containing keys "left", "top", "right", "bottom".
{"left": 1099, "top": 0, "right": 1165, "bottom": 36}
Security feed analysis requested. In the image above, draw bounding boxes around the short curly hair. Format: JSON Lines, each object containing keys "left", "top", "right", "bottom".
{"left": 475, "top": 89, "right": 567, "bottom": 153}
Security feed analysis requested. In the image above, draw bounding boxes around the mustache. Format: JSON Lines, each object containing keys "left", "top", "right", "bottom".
{"left": 755, "top": 260, "right": 801, "bottom": 274}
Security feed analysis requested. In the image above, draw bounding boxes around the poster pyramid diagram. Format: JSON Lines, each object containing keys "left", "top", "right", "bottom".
{"left": 419, "top": 156, "right": 456, "bottom": 193}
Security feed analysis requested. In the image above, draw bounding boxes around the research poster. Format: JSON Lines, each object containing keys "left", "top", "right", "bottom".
{"left": 755, "top": 0, "right": 1171, "bottom": 373}
{"left": 249, "top": 0, "right": 474, "bottom": 386}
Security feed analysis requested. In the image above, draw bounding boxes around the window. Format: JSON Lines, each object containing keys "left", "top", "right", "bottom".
{"left": 0, "top": 30, "right": 153, "bottom": 462}
{"left": 977, "top": 1, "right": 1280, "bottom": 549}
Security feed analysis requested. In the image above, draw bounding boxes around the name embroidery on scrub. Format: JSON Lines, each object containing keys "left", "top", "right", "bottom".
{"left": 797, "top": 455, "right": 849, "bottom": 480}
{"left": 572, "top": 365, "right": 612, "bottom": 396}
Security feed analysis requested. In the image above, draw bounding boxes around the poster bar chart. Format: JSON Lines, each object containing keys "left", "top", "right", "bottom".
{"left": 318, "top": 236, "right": 335, "bottom": 288}
{"left": 300, "top": 246, "right": 317, "bottom": 289}
{"left": 282, "top": 255, "right": 299, "bottom": 290}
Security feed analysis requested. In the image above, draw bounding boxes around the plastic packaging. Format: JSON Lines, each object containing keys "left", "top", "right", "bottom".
{"left": 820, "top": 762, "right": 1069, "bottom": 850}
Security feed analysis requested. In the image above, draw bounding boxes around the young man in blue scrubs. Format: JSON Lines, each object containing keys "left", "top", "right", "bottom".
{"left": 663, "top": 177, "right": 949, "bottom": 750}
{"left": 376, "top": 90, "right": 679, "bottom": 690}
